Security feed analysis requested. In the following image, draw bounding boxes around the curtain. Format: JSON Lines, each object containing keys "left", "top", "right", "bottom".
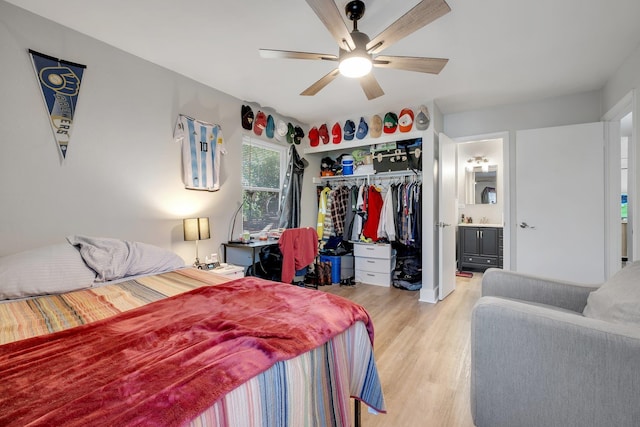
{"left": 278, "top": 145, "right": 307, "bottom": 229}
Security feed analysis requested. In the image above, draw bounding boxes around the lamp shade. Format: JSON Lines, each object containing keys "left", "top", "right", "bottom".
{"left": 183, "top": 217, "right": 210, "bottom": 241}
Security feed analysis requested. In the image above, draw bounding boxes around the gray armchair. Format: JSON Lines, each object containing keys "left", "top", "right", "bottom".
{"left": 470, "top": 267, "right": 640, "bottom": 427}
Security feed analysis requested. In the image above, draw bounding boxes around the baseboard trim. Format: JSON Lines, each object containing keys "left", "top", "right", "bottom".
{"left": 419, "top": 286, "right": 438, "bottom": 304}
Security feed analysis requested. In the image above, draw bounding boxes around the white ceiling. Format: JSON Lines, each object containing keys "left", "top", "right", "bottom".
{"left": 8, "top": 0, "right": 640, "bottom": 125}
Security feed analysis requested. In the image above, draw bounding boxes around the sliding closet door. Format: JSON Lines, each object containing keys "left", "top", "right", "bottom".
{"left": 515, "top": 122, "right": 605, "bottom": 283}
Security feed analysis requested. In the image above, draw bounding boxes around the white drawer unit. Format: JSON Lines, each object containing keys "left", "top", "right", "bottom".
{"left": 353, "top": 242, "right": 395, "bottom": 287}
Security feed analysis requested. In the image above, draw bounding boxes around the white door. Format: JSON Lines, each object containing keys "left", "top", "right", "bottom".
{"left": 438, "top": 133, "right": 457, "bottom": 299}
{"left": 515, "top": 122, "right": 605, "bottom": 283}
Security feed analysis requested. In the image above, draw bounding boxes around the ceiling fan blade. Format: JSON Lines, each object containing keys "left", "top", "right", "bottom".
{"left": 305, "top": 0, "right": 355, "bottom": 51}
{"left": 359, "top": 73, "right": 384, "bottom": 100}
{"left": 300, "top": 69, "right": 341, "bottom": 96}
{"left": 259, "top": 49, "right": 338, "bottom": 61}
{"left": 366, "top": 0, "right": 451, "bottom": 54}
{"left": 374, "top": 55, "right": 449, "bottom": 74}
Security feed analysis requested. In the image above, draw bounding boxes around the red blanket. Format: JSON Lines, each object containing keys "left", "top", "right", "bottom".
{"left": 0, "top": 276, "right": 373, "bottom": 426}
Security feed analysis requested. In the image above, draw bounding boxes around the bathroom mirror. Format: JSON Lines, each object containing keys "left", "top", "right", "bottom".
{"left": 465, "top": 166, "right": 497, "bottom": 204}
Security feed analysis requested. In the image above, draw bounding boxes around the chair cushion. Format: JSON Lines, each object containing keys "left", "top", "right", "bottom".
{"left": 583, "top": 260, "right": 640, "bottom": 326}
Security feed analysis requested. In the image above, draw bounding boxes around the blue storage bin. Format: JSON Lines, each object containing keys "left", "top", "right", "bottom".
{"left": 319, "top": 255, "right": 341, "bottom": 284}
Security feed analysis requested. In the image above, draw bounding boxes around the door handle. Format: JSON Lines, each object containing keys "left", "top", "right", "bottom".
{"left": 519, "top": 222, "right": 536, "bottom": 229}
{"left": 436, "top": 222, "right": 451, "bottom": 228}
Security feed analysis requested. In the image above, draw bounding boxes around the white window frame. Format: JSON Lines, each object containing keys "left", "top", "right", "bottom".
{"left": 241, "top": 135, "right": 287, "bottom": 235}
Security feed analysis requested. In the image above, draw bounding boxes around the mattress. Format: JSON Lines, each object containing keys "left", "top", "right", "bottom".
{"left": 0, "top": 268, "right": 385, "bottom": 426}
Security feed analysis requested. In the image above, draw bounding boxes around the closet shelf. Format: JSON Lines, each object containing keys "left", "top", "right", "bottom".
{"left": 302, "top": 130, "right": 425, "bottom": 155}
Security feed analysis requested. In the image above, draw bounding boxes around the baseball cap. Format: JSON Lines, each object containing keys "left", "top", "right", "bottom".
{"left": 319, "top": 123, "right": 329, "bottom": 144}
{"left": 370, "top": 114, "right": 382, "bottom": 138}
{"left": 294, "top": 126, "right": 304, "bottom": 145}
{"left": 383, "top": 112, "right": 398, "bottom": 134}
{"left": 275, "top": 119, "right": 287, "bottom": 141}
{"left": 398, "top": 108, "right": 414, "bottom": 133}
{"left": 241, "top": 105, "right": 254, "bottom": 130}
{"left": 332, "top": 122, "right": 342, "bottom": 144}
{"left": 343, "top": 119, "right": 355, "bottom": 140}
{"left": 356, "top": 117, "right": 368, "bottom": 139}
{"left": 415, "top": 105, "right": 431, "bottom": 130}
{"left": 309, "top": 126, "right": 319, "bottom": 147}
{"left": 265, "top": 114, "right": 275, "bottom": 138}
{"left": 253, "top": 111, "right": 267, "bottom": 136}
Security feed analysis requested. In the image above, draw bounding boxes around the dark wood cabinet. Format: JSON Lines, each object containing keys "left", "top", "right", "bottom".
{"left": 458, "top": 226, "right": 503, "bottom": 271}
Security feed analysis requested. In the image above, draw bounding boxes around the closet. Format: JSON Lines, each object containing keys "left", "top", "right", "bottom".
{"left": 312, "top": 166, "right": 423, "bottom": 288}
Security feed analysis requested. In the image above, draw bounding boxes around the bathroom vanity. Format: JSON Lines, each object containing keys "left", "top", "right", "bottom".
{"left": 458, "top": 224, "right": 503, "bottom": 271}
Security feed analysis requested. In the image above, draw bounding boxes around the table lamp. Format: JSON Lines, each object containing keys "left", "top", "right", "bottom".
{"left": 183, "top": 217, "right": 210, "bottom": 266}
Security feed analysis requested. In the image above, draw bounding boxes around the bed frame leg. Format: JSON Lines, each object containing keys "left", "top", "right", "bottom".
{"left": 354, "top": 400, "right": 361, "bottom": 427}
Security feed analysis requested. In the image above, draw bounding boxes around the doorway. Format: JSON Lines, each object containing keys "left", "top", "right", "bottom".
{"left": 439, "top": 132, "right": 509, "bottom": 299}
{"left": 604, "top": 91, "right": 636, "bottom": 278}
{"left": 621, "top": 111, "right": 632, "bottom": 266}
{"left": 456, "top": 139, "right": 504, "bottom": 227}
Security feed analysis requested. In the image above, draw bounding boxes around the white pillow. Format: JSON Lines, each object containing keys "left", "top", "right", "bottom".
{"left": 66, "top": 235, "right": 185, "bottom": 282}
{"left": 0, "top": 243, "right": 97, "bottom": 300}
{"left": 583, "top": 260, "right": 640, "bottom": 326}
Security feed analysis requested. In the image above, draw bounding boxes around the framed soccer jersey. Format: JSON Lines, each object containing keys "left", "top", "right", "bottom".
{"left": 174, "top": 114, "right": 225, "bottom": 191}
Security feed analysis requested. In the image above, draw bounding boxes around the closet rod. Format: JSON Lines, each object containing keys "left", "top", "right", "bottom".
{"left": 313, "top": 170, "right": 422, "bottom": 185}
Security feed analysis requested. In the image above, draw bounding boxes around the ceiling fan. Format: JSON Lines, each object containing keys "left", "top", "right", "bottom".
{"left": 259, "top": 0, "right": 451, "bottom": 100}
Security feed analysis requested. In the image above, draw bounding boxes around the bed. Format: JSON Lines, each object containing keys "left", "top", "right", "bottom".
{"left": 0, "top": 236, "right": 386, "bottom": 426}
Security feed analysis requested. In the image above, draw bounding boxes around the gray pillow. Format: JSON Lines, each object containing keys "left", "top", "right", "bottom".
{"left": 66, "top": 235, "right": 185, "bottom": 282}
{"left": 0, "top": 243, "right": 96, "bottom": 300}
{"left": 583, "top": 260, "right": 640, "bottom": 326}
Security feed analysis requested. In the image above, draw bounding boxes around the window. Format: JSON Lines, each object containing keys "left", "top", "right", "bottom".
{"left": 242, "top": 135, "right": 287, "bottom": 235}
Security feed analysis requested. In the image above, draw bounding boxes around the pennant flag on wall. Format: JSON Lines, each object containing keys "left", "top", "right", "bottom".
{"left": 29, "top": 49, "right": 86, "bottom": 161}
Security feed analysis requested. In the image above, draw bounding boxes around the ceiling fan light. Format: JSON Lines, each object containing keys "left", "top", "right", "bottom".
{"left": 339, "top": 55, "right": 372, "bottom": 78}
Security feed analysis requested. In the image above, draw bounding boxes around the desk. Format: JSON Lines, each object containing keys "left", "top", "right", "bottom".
{"left": 222, "top": 240, "right": 278, "bottom": 274}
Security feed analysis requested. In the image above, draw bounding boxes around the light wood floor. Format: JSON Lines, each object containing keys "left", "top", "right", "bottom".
{"left": 322, "top": 273, "right": 482, "bottom": 427}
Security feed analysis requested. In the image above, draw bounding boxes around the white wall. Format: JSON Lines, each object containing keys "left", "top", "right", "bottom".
{"left": 603, "top": 44, "right": 640, "bottom": 114}
{"left": 443, "top": 90, "right": 603, "bottom": 138}
{"left": 0, "top": 2, "right": 252, "bottom": 261}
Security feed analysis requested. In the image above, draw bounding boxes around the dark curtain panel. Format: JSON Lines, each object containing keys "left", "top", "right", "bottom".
{"left": 278, "top": 145, "right": 307, "bottom": 229}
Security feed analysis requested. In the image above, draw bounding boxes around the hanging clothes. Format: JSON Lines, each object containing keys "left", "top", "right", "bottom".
{"left": 351, "top": 184, "right": 365, "bottom": 241}
{"left": 362, "top": 185, "right": 384, "bottom": 241}
{"left": 377, "top": 184, "right": 397, "bottom": 241}
{"left": 343, "top": 185, "right": 358, "bottom": 241}
{"left": 391, "top": 183, "right": 400, "bottom": 240}
{"left": 330, "top": 186, "right": 350, "bottom": 237}
{"left": 278, "top": 227, "right": 318, "bottom": 284}
{"left": 322, "top": 189, "right": 335, "bottom": 240}
{"left": 412, "top": 182, "right": 423, "bottom": 248}
{"left": 391, "top": 180, "right": 423, "bottom": 247}
{"left": 313, "top": 175, "right": 421, "bottom": 245}
{"left": 316, "top": 186, "right": 331, "bottom": 239}
{"left": 278, "top": 145, "right": 307, "bottom": 229}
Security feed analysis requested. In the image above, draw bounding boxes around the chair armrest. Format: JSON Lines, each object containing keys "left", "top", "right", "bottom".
{"left": 471, "top": 297, "right": 640, "bottom": 427}
{"left": 482, "top": 268, "right": 600, "bottom": 312}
